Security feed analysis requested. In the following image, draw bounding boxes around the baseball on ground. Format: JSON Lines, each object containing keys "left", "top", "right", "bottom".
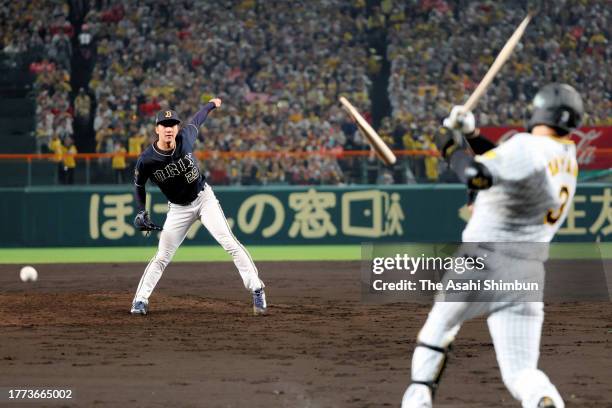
{"left": 19, "top": 266, "right": 38, "bottom": 282}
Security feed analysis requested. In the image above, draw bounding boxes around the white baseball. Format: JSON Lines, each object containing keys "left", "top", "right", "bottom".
{"left": 20, "top": 266, "right": 38, "bottom": 282}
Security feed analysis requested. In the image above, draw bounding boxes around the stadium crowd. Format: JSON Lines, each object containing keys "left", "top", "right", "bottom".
{"left": 1, "top": 0, "right": 609, "bottom": 185}
{"left": 1, "top": 1, "right": 75, "bottom": 155}
{"left": 388, "top": 0, "right": 610, "bottom": 138}
{"left": 85, "top": 0, "right": 372, "bottom": 184}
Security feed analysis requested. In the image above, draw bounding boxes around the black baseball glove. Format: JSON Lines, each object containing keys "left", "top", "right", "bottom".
{"left": 134, "top": 210, "right": 163, "bottom": 233}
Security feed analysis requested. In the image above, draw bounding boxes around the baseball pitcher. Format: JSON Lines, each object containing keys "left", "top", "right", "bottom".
{"left": 402, "top": 84, "right": 583, "bottom": 408}
{"left": 130, "top": 99, "right": 266, "bottom": 316}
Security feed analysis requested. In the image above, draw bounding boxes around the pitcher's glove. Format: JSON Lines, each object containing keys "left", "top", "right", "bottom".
{"left": 134, "top": 210, "right": 163, "bottom": 233}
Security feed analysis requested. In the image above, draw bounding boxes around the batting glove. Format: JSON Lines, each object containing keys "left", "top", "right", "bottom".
{"left": 443, "top": 105, "right": 476, "bottom": 135}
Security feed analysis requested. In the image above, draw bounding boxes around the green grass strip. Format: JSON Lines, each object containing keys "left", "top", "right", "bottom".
{"left": 0, "top": 243, "right": 609, "bottom": 264}
{"left": 0, "top": 245, "right": 362, "bottom": 264}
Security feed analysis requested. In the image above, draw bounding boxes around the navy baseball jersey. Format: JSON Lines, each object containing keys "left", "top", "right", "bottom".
{"left": 130, "top": 99, "right": 266, "bottom": 317}
{"left": 134, "top": 103, "right": 215, "bottom": 206}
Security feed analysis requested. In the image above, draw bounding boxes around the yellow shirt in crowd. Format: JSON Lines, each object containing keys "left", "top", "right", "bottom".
{"left": 112, "top": 147, "right": 127, "bottom": 170}
{"left": 62, "top": 145, "right": 77, "bottom": 169}
{"left": 49, "top": 138, "right": 63, "bottom": 162}
{"left": 128, "top": 134, "right": 147, "bottom": 155}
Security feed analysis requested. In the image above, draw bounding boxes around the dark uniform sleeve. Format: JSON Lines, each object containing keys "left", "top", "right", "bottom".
{"left": 467, "top": 134, "right": 497, "bottom": 155}
{"left": 466, "top": 131, "right": 497, "bottom": 204}
{"left": 134, "top": 157, "right": 149, "bottom": 212}
{"left": 183, "top": 102, "right": 216, "bottom": 146}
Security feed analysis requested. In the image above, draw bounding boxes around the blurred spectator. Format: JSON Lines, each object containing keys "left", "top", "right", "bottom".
{"left": 377, "top": 169, "right": 395, "bottom": 185}
{"left": 208, "top": 158, "right": 230, "bottom": 186}
{"left": 111, "top": 141, "right": 127, "bottom": 184}
{"left": 74, "top": 88, "right": 92, "bottom": 122}
{"left": 49, "top": 133, "right": 64, "bottom": 182}
{"left": 422, "top": 135, "right": 439, "bottom": 182}
{"left": 128, "top": 126, "right": 147, "bottom": 154}
{"left": 62, "top": 137, "right": 77, "bottom": 184}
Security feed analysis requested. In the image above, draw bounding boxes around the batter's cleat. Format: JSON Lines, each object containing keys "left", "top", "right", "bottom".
{"left": 252, "top": 288, "right": 267, "bottom": 315}
{"left": 537, "top": 397, "right": 556, "bottom": 408}
{"left": 130, "top": 300, "right": 148, "bottom": 315}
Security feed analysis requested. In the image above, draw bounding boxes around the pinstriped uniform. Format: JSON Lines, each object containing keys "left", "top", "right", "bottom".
{"left": 402, "top": 134, "right": 577, "bottom": 408}
{"left": 464, "top": 133, "right": 578, "bottom": 242}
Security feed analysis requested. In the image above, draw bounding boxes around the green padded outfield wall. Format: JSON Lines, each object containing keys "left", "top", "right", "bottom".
{"left": 0, "top": 184, "right": 610, "bottom": 247}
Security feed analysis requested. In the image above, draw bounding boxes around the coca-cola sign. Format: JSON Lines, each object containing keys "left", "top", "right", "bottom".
{"left": 573, "top": 128, "right": 603, "bottom": 166}
{"left": 479, "top": 127, "right": 611, "bottom": 170}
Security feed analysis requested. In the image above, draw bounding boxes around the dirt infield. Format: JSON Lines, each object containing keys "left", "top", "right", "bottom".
{"left": 0, "top": 261, "right": 610, "bottom": 407}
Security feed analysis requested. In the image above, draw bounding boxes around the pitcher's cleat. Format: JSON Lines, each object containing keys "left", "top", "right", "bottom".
{"left": 252, "top": 288, "right": 267, "bottom": 315}
{"left": 537, "top": 397, "right": 555, "bottom": 408}
{"left": 130, "top": 300, "right": 148, "bottom": 315}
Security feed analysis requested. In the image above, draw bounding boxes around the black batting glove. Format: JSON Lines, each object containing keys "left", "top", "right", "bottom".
{"left": 437, "top": 105, "right": 477, "bottom": 159}
{"left": 435, "top": 127, "right": 468, "bottom": 159}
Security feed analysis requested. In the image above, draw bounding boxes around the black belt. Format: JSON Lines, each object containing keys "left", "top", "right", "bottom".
{"left": 172, "top": 185, "right": 207, "bottom": 206}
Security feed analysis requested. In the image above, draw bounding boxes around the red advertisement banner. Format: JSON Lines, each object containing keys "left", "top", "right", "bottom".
{"left": 479, "top": 127, "right": 612, "bottom": 170}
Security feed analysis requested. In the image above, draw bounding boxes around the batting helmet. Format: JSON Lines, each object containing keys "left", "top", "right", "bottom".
{"left": 527, "top": 83, "right": 584, "bottom": 136}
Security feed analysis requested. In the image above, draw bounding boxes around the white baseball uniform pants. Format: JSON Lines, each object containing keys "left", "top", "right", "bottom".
{"left": 133, "top": 184, "right": 264, "bottom": 303}
{"left": 401, "top": 301, "right": 564, "bottom": 408}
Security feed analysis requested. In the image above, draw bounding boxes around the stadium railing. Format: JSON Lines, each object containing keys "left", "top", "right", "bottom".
{"left": 0, "top": 150, "right": 441, "bottom": 187}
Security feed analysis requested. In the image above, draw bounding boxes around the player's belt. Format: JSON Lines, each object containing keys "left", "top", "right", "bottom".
{"left": 172, "top": 184, "right": 207, "bottom": 206}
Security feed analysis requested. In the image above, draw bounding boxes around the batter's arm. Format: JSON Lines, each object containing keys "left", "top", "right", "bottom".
{"left": 438, "top": 106, "right": 496, "bottom": 190}
{"left": 464, "top": 130, "right": 497, "bottom": 203}
{"left": 448, "top": 148, "right": 495, "bottom": 190}
{"left": 466, "top": 131, "right": 497, "bottom": 155}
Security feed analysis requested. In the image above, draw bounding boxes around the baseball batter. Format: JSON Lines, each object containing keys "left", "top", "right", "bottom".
{"left": 130, "top": 99, "right": 266, "bottom": 316}
{"left": 402, "top": 84, "right": 583, "bottom": 408}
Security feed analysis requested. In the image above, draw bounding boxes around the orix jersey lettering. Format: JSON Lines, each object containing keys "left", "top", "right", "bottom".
{"left": 151, "top": 152, "right": 198, "bottom": 184}
{"left": 134, "top": 104, "right": 214, "bottom": 205}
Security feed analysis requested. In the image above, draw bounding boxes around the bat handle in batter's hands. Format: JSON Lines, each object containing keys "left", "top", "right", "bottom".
{"left": 443, "top": 105, "right": 475, "bottom": 135}
{"left": 209, "top": 98, "right": 222, "bottom": 108}
{"left": 438, "top": 106, "right": 477, "bottom": 157}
